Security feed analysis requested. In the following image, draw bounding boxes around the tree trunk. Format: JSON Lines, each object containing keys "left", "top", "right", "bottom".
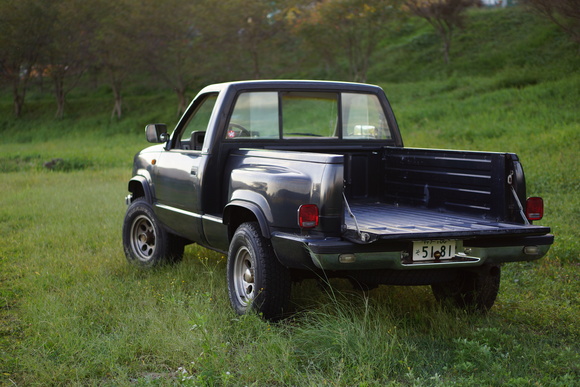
{"left": 111, "top": 92, "right": 122, "bottom": 120}
{"left": 175, "top": 87, "right": 188, "bottom": 117}
{"left": 12, "top": 81, "right": 26, "bottom": 118}
{"left": 251, "top": 48, "right": 261, "bottom": 79}
{"left": 54, "top": 74, "right": 66, "bottom": 119}
{"left": 10, "top": 63, "right": 32, "bottom": 117}
{"left": 433, "top": 20, "right": 453, "bottom": 65}
{"left": 13, "top": 92, "right": 25, "bottom": 118}
{"left": 111, "top": 81, "right": 123, "bottom": 119}
{"left": 442, "top": 35, "right": 451, "bottom": 65}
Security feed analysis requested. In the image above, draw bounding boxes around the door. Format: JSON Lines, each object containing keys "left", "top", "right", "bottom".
{"left": 151, "top": 93, "right": 218, "bottom": 243}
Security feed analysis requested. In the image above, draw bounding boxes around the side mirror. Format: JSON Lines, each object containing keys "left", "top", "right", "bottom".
{"left": 145, "top": 124, "right": 169, "bottom": 143}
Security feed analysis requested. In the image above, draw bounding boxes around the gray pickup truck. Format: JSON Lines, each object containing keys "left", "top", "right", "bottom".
{"left": 123, "top": 80, "right": 553, "bottom": 319}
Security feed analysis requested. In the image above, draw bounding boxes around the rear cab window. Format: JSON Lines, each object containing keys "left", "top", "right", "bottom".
{"left": 225, "top": 91, "right": 392, "bottom": 141}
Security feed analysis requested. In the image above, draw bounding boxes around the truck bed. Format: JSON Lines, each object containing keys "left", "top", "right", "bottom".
{"left": 338, "top": 146, "right": 551, "bottom": 243}
{"left": 344, "top": 202, "right": 551, "bottom": 241}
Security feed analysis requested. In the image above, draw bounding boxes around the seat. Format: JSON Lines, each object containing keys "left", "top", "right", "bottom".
{"left": 190, "top": 131, "right": 205, "bottom": 151}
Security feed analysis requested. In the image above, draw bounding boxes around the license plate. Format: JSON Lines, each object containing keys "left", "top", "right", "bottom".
{"left": 412, "top": 239, "right": 457, "bottom": 261}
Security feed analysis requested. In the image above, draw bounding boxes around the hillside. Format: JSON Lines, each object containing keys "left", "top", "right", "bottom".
{"left": 370, "top": 6, "right": 579, "bottom": 83}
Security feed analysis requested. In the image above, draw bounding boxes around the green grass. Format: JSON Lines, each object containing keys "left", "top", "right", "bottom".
{"left": 1, "top": 6, "right": 579, "bottom": 386}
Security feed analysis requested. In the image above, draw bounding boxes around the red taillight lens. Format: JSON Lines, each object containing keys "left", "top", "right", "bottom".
{"left": 526, "top": 197, "right": 544, "bottom": 221}
{"left": 298, "top": 204, "right": 319, "bottom": 228}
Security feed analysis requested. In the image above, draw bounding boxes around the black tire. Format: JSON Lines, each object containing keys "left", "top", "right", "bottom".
{"left": 431, "top": 265, "right": 501, "bottom": 312}
{"left": 227, "top": 222, "right": 291, "bottom": 320}
{"left": 122, "top": 198, "right": 184, "bottom": 268}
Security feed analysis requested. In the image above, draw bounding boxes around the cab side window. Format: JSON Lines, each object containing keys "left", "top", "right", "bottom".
{"left": 177, "top": 93, "right": 218, "bottom": 150}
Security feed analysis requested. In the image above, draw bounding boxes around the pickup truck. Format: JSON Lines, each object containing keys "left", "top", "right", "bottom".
{"left": 122, "top": 80, "right": 553, "bottom": 319}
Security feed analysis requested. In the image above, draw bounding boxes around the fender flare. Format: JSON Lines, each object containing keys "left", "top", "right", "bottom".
{"left": 128, "top": 175, "right": 154, "bottom": 204}
{"left": 223, "top": 200, "right": 272, "bottom": 239}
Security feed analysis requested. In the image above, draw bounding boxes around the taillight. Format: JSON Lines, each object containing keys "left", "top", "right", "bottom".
{"left": 298, "top": 204, "right": 319, "bottom": 228}
{"left": 526, "top": 197, "right": 544, "bottom": 221}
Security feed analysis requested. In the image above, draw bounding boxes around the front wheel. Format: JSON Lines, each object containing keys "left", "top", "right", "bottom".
{"left": 122, "top": 198, "right": 184, "bottom": 268}
{"left": 431, "top": 265, "right": 501, "bottom": 312}
{"left": 227, "top": 222, "right": 291, "bottom": 320}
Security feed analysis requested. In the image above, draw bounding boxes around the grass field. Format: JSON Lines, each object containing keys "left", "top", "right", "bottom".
{"left": 2, "top": 7, "right": 579, "bottom": 386}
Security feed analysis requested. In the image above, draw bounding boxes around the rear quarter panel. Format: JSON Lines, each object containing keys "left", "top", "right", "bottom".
{"left": 225, "top": 149, "right": 345, "bottom": 235}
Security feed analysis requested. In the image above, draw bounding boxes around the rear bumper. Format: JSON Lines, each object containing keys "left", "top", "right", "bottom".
{"left": 271, "top": 233, "right": 554, "bottom": 271}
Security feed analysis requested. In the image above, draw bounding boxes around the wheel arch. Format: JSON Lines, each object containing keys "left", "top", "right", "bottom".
{"left": 224, "top": 201, "right": 271, "bottom": 241}
{"left": 128, "top": 175, "right": 153, "bottom": 204}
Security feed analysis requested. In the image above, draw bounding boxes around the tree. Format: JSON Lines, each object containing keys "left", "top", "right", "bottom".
{"left": 44, "top": 0, "right": 96, "bottom": 118}
{"left": 523, "top": 0, "right": 580, "bottom": 47}
{"left": 286, "top": 3, "right": 338, "bottom": 77}
{"left": 404, "top": 0, "right": 478, "bottom": 64}
{"left": 92, "top": 0, "right": 138, "bottom": 119}
{"left": 294, "top": 0, "right": 404, "bottom": 82}
{"left": 233, "top": 0, "right": 291, "bottom": 79}
{"left": 133, "top": 0, "right": 202, "bottom": 116}
{"left": 195, "top": 0, "right": 294, "bottom": 81}
{"left": 0, "top": 0, "right": 52, "bottom": 117}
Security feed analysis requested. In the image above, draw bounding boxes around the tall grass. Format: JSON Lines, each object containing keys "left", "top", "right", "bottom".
{"left": 1, "top": 6, "right": 579, "bottom": 385}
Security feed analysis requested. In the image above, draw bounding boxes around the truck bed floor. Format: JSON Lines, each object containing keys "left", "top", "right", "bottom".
{"left": 344, "top": 202, "right": 548, "bottom": 240}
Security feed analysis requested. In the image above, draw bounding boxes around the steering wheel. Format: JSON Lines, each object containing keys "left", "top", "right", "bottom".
{"left": 227, "top": 123, "right": 250, "bottom": 138}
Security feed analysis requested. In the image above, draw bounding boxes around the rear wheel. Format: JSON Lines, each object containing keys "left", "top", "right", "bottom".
{"left": 431, "top": 265, "right": 501, "bottom": 312}
{"left": 123, "top": 198, "right": 184, "bottom": 268}
{"left": 227, "top": 222, "right": 291, "bottom": 320}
